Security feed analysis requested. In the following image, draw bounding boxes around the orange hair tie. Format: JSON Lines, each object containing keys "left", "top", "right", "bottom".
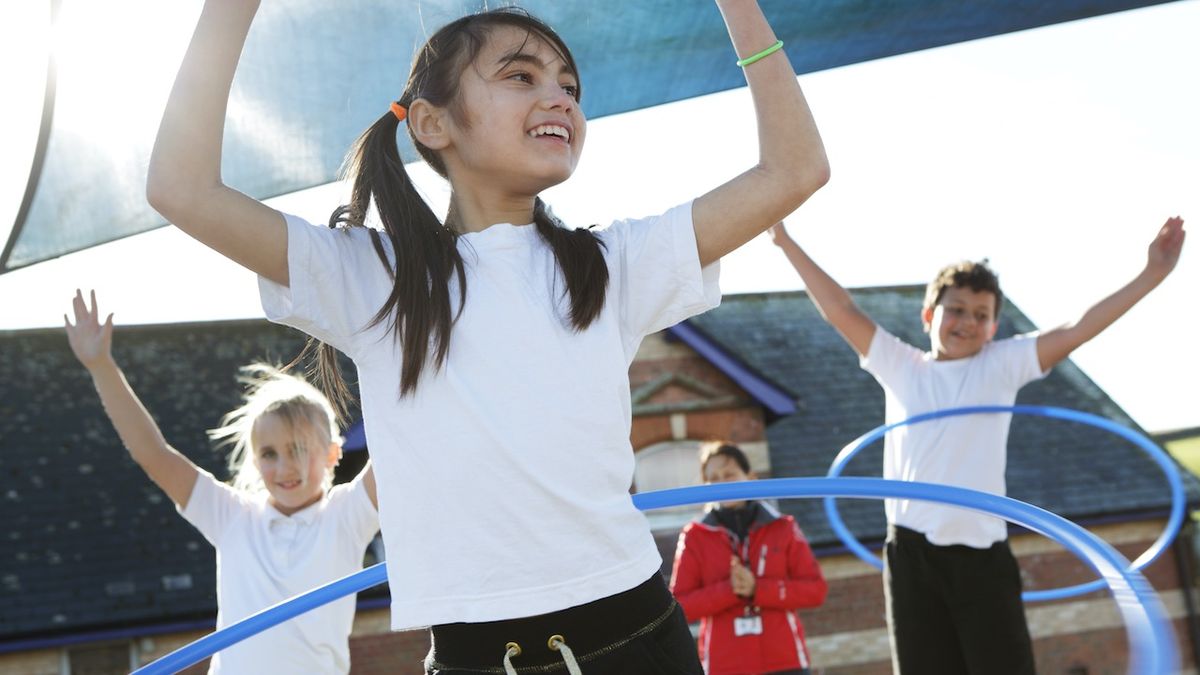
{"left": 390, "top": 101, "right": 407, "bottom": 123}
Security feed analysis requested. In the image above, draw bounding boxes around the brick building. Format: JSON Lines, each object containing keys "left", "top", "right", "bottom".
{"left": 2, "top": 287, "right": 1197, "bottom": 674}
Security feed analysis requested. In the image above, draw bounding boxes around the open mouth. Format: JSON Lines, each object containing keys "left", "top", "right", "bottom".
{"left": 528, "top": 124, "right": 570, "bottom": 144}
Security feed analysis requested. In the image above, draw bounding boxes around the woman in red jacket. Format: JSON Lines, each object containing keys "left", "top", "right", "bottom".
{"left": 670, "top": 442, "right": 828, "bottom": 675}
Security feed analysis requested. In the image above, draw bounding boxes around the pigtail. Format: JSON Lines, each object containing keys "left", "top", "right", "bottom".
{"left": 532, "top": 198, "right": 609, "bottom": 329}
{"left": 315, "top": 109, "right": 467, "bottom": 403}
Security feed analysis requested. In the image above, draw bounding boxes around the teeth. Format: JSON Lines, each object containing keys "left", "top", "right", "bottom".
{"left": 530, "top": 125, "right": 569, "bottom": 141}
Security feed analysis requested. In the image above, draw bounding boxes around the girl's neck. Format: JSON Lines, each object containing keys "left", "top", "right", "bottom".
{"left": 447, "top": 192, "right": 537, "bottom": 234}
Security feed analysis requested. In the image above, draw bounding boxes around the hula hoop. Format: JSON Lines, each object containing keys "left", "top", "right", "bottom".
{"left": 134, "top": 478, "right": 1177, "bottom": 675}
{"left": 823, "top": 405, "right": 1186, "bottom": 603}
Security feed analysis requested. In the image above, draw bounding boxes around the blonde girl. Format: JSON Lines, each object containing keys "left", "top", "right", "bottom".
{"left": 148, "top": 2, "right": 828, "bottom": 672}
{"left": 65, "top": 290, "right": 379, "bottom": 674}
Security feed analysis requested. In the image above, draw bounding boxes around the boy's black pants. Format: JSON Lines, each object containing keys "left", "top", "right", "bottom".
{"left": 884, "top": 525, "right": 1036, "bottom": 675}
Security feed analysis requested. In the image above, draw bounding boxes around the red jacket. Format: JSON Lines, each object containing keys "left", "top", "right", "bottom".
{"left": 670, "top": 502, "right": 827, "bottom": 674}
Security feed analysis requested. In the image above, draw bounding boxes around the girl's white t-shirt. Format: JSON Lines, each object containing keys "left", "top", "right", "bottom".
{"left": 179, "top": 470, "right": 379, "bottom": 674}
{"left": 258, "top": 201, "right": 720, "bottom": 629}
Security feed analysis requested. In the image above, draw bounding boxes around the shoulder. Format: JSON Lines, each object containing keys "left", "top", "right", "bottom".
{"left": 593, "top": 201, "right": 694, "bottom": 248}
{"left": 981, "top": 332, "right": 1039, "bottom": 361}
{"left": 284, "top": 214, "right": 393, "bottom": 265}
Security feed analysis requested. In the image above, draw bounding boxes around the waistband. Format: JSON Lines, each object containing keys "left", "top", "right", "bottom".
{"left": 427, "top": 574, "right": 676, "bottom": 673}
{"left": 889, "top": 524, "right": 1007, "bottom": 549}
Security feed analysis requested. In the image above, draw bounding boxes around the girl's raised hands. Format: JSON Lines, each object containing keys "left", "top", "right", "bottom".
{"left": 1146, "top": 216, "right": 1186, "bottom": 280}
{"left": 65, "top": 289, "right": 114, "bottom": 370}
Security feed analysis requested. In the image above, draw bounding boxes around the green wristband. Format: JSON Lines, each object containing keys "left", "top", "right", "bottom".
{"left": 736, "top": 40, "right": 784, "bottom": 68}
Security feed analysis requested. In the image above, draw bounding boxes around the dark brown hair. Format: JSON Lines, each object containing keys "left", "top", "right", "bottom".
{"left": 699, "top": 442, "right": 752, "bottom": 478}
{"left": 922, "top": 259, "right": 1003, "bottom": 319}
{"left": 307, "top": 8, "right": 609, "bottom": 413}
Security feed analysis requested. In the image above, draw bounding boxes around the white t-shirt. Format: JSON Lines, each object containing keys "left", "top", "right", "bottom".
{"left": 259, "top": 201, "right": 720, "bottom": 629}
{"left": 179, "top": 471, "right": 379, "bottom": 674}
{"left": 861, "top": 327, "right": 1046, "bottom": 548}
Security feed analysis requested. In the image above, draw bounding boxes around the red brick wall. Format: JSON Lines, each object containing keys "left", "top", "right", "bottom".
{"left": 349, "top": 630, "right": 430, "bottom": 675}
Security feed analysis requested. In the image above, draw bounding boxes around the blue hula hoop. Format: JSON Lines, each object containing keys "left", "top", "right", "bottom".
{"left": 135, "top": 477, "right": 1178, "bottom": 675}
{"left": 823, "top": 405, "right": 1186, "bottom": 603}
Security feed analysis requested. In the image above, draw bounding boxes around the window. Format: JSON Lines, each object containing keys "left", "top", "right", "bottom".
{"left": 634, "top": 441, "right": 705, "bottom": 530}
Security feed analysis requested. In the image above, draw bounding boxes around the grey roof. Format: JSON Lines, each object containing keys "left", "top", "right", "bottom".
{"left": 688, "top": 286, "right": 1200, "bottom": 548}
{"left": 0, "top": 320, "right": 368, "bottom": 642}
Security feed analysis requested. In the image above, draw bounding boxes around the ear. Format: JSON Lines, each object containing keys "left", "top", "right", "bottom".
{"left": 987, "top": 321, "right": 999, "bottom": 340}
{"left": 407, "top": 98, "right": 450, "bottom": 151}
{"left": 326, "top": 442, "right": 343, "bottom": 468}
{"left": 747, "top": 471, "right": 759, "bottom": 480}
{"left": 921, "top": 306, "right": 934, "bottom": 333}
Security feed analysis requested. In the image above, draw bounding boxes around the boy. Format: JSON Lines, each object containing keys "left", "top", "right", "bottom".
{"left": 768, "top": 216, "right": 1184, "bottom": 674}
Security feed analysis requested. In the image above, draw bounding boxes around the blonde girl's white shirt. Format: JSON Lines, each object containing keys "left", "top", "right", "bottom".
{"left": 178, "top": 470, "right": 379, "bottom": 674}
{"left": 861, "top": 327, "right": 1046, "bottom": 548}
{"left": 258, "top": 201, "right": 720, "bottom": 629}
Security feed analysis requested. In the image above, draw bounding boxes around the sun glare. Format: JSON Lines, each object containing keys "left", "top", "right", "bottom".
{"left": 51, "top": 1, "right": 201, "bottom": 157}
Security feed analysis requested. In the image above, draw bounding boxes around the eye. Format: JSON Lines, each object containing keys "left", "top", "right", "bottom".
{"left": 261, "top": 449, "right": 277, "bottom": 459}
{"left": 508, "top": 71, "right": 534, "bottom": 84}
{"left": 561, "top": 83, "right": 579, "bottom": 99}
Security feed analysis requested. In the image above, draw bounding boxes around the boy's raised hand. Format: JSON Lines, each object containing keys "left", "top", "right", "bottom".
{"left": 1146, "top": 216, "right": 1186, "bottom": 280}
{"left": 767, "top": 222, "right": 792, "bottom": 248}
{"left": 64, "top": 289, "right": 114, "bottom": 370}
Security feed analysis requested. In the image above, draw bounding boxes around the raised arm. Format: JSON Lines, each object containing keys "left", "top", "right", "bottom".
{"left": 770, "top": 223, "right": 875, "bottom": 357}
{"left": 1036, "top": 216, "right": 1186, "bottom": 371}
{"left": 692, "top": 0, "right": 830, "bottom": 267}
{"left": 65, "top": 291, "right": 200, "bottom": 508}
{"left": 146, "top": 0, "right": 288, "bottom": 285}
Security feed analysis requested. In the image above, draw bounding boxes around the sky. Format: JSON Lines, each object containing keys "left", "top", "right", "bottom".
{"left": 0, "top": 1, "right": 1197, "bottom": 434}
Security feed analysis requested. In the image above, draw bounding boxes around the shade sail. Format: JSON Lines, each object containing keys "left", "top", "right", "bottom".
{"left": 1, "top": 0, "right": 1178, "bottom": 272}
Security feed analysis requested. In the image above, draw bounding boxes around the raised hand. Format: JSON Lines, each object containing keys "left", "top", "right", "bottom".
{"left": 64, "top": 289, "right": 114, "bottom": 370}
{"left": 1146, "top": 216, "right": 1186, "bottom": 280}
{"left": 767, "top": 222, "right": 792, "bottom": 248}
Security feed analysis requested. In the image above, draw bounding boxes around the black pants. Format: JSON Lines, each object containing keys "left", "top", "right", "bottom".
{"left": 884, "top": 526, "right": 1036, "bottom": 675}
{"left": 425, "top": 574, "right": 703, "bottom": 674}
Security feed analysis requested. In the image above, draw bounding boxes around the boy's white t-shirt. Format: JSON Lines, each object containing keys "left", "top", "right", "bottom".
{"left": 861, "top": 327, "right": 1046, "bottom": 548}
{"left": 179, "top": 470, "right": 379, "bottom": 674}
{"left": 258, "top": 201, "right": 721, "bottom": 629}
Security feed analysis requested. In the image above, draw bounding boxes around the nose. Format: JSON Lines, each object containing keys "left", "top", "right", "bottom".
{"left": 541, "top": 83, "right": 576, "bottom": 114}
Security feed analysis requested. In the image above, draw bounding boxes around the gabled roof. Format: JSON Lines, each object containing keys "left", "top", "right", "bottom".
{"left": 686, "top": 286, "right": 1200, "bottom": 548}
{"left": 0, "top": 320, "right": 367, "bottom": 645}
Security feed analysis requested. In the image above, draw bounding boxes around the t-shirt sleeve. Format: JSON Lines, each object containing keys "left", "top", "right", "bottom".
{"left": 177, "top": 470, "right": 246, "bottom": 547}
{"left": 327, "top": 472, "right": 380, "bottom": 548}
{"left": 599, "top": 200, "right": 721, "bottom": 356}
{"left": 988, "top": 332, "right": 1047, "bottom": 389}
{"left": 257, "top": 213, "right": 395, "bottom": 357}
{"left": 861, "top": 325, "right": 920, "bottom": 390}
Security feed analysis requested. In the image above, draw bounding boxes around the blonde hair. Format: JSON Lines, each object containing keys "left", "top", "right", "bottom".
{"left": 207, "top": 363, "right": 342, "bottom": 494}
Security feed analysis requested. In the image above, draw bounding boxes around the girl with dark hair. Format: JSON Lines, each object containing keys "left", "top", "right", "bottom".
{"left": 148, "top": 2, "right": 828, "bottom": 672}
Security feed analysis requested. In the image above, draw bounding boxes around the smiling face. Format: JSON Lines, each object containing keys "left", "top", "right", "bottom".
{"left": 437, "top": 25, "right": 586, "bottom": 197}
{"left": 250, "top": 412, "right": 338, "bottom": 516}
{"left": 923, "top": 285, "right": 999, "bottom": 360}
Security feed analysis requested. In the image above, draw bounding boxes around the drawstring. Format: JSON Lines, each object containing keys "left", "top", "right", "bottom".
{"left": 502, "top": 642, "right": 521, "bottom": 675}
{"left": 547, "top": 635, "right": 583, "bottom": 675}
{"left": 499, "top": 636, "right": 583, "bottom": 674}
